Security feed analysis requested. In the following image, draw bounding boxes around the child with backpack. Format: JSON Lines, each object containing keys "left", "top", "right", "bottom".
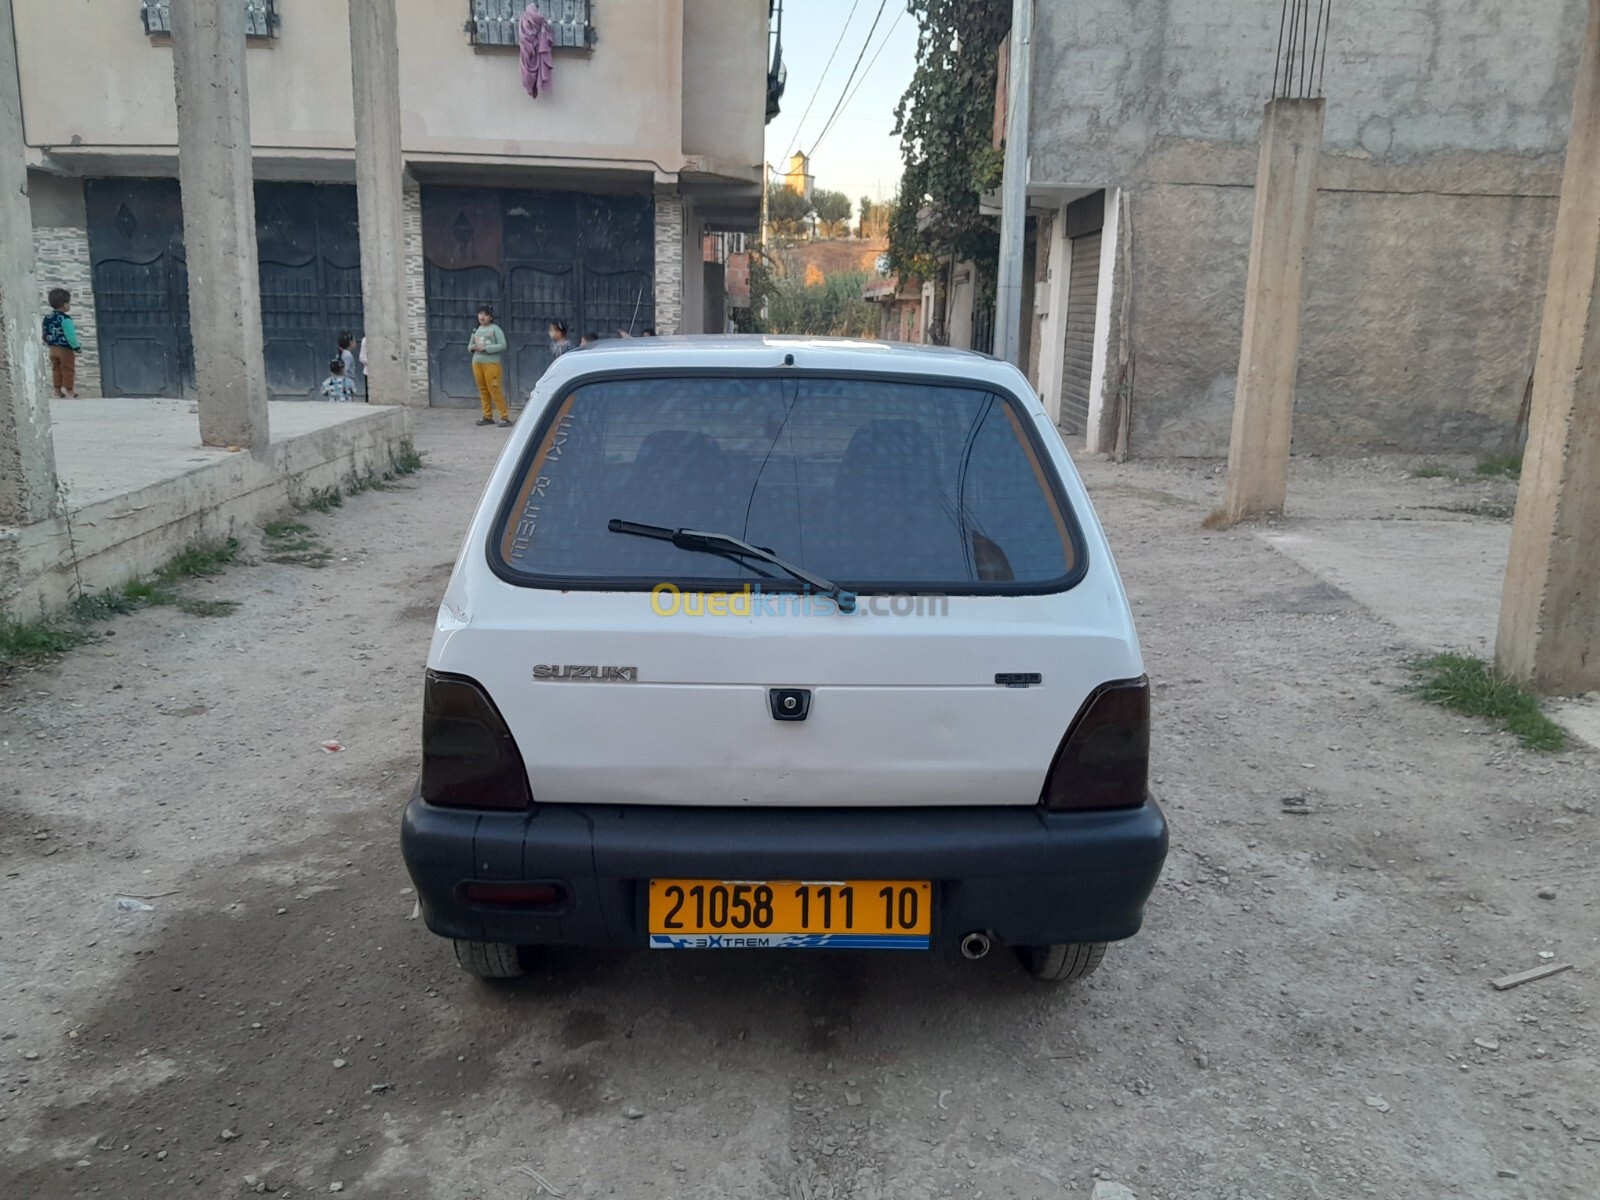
{"left": 42, "top": 288, "right": 82, "bottom": 398}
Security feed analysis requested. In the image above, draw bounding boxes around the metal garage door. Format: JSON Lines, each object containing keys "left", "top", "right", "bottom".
{"left": 1060, "top": 230, "right": 1101, "bottom": 435}
{"left": 86, "top": 178, "right": 193, "bottom": 398}
{"left": 256, "top": 183, "right": 364, "bottom": 398}
{"left": 88, "top": 178, "right": 362, "bottom": 399}
{"left": 422, "top": 187, "right": 655, "bottom": 407}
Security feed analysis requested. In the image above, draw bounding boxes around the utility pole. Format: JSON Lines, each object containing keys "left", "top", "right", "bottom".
{"left": 993, "top": 0, "right": 1032, "bottom": 367}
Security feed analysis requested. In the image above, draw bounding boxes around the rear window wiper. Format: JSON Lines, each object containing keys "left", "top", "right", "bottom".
{"left": 608, "top": 519, "right": 857, "bottom": 613}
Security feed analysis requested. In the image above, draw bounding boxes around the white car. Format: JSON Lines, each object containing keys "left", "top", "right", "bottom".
{"left": 403, "top": 336, "right": 1167, "bottom": 982}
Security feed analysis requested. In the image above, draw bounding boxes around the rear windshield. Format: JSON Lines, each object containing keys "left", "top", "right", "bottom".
{"left": 492, "top": 374, "right": 1082, "bottom": 591}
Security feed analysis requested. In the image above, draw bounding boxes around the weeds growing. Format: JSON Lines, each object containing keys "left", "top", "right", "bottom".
{"left": 263, "top": 519, "right": 332, "bottom": 568}
{"left": 155, "top": 538, "right": 240, "bottom": 584}
{"left": 302, "top": 487, "right": 344, "bottom": 513}
{"left": 1407, "top": 653, "right": 1566, "bottom": 752}
{"left": 392, "top": 440, "right": 424, "bottom": 476}
{"left": 0, "top": 618, "right": 88, "bottom": 673}
{"left": 1475, "top": 454, "right": 1522, "bottom": 479}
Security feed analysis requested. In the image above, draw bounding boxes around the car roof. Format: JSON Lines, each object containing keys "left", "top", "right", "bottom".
{"left": 537, "top": 335, "right": 1032, "bottom": 394}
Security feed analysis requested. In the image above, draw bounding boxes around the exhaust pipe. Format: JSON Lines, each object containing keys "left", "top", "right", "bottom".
{"left": 959, "top": 931, "right": 993, "bottom": 960}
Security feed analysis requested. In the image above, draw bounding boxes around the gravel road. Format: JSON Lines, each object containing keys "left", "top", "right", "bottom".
{"left": 2, "top": 414, "right": 1595, "bottom": 1199}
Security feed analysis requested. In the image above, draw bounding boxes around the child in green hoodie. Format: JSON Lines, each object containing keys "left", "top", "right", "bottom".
{"left": 42, "top": 288, "right": 82, "bottom": 398}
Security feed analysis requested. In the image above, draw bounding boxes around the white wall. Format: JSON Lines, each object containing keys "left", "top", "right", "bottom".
{"left": 681, "top": 0, "right": 766, "bottom": 183}
{"left": 1084, "top": 188, "right": 1122, "bottom": 453}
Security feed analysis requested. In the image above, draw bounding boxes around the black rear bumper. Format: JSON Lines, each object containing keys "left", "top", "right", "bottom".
{"left": 401, "top": 788, "right": 1168, "bottom": 950}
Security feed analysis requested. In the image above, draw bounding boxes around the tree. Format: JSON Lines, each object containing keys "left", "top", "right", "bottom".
{"left": 813, "top": 189, "right": 853, "bottom": 238}
{"left": 858, "top": 198, "right": 894, "bottom": 241}
{"left": 889, "top": 0, "right": 1010, "bottom": 278}
{"left": 759, "top": 270, "right": 878, "bottom": 337}
{"left": 766, "top": 184, "right": 812, "bottom": 240}
{"left": 744, "top": 251, "right": 877, "bottom": 337}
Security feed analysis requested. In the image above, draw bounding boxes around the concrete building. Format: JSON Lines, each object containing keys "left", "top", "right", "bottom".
{"left": 863, "top": 275, "right": 923, "bottom": 343}
{"left": 1009, "top": 0, "right": 1584, "bottom": 457}
{"left": 14, "top": 0, "right": 770, "bottom": 407}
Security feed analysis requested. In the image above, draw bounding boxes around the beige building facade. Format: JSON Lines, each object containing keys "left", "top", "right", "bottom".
{"left": 15, "top": 0, "right": 770, "bottom": 405}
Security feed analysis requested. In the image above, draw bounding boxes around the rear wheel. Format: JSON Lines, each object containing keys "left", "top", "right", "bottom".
{"left": 452, "top": 939, "right": 529, "bottom": 979}
{"left": 1016, "top": 942, "right": 1106, "bottom": 983}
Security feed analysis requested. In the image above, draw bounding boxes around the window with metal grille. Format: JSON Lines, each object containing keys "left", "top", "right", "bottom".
{"left": 142, "top": 0, "right": 278, "bottom": 39}
{"left": 468, "top": 0, "right": 594, "bottom": 50}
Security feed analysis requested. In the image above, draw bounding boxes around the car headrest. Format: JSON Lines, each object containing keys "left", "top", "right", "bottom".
{"left": 834, "top": 419, "right": 939, "bottom": 498}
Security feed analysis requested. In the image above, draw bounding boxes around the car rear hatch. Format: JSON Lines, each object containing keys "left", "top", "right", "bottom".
{"left": 441, "top": 370, "right": 1138, "bottom": 808}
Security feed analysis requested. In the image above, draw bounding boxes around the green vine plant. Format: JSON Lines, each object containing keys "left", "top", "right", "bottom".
{"left": 888, "top": 0, "right": 1011, "bottom": 283}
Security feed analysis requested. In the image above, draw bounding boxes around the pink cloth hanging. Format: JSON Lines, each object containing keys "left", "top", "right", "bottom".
{"left": 519, "top": 5, "right": 555, "bottom": 98}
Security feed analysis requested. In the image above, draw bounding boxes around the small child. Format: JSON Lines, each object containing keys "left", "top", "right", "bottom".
{"left": 337, "top": 331, "right": 360, "bottom": 396}
{"left": 41, "top": 287, "right": 82, "bottom": 398}
{"left": 579, "top": 331, "right": 600, "bottom": 347}
{"left": 320, "top": 358, "right": 356, "bottom": 402}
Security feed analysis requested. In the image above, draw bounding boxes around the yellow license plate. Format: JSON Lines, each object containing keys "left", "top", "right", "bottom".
{"left": 648, "top": 879, "right": 932, "bottom": 949}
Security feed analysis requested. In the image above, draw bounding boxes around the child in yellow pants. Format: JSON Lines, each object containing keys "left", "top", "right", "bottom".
{"left": 469, "top": 305, "right": 511, "bottom": 426}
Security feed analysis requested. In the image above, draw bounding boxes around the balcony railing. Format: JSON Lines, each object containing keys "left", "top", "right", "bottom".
{"left": 467, "top": 0, "right": 593, "bottom": 51}
{"left": 142, "top": 0, "right": 278, "bottom": 39}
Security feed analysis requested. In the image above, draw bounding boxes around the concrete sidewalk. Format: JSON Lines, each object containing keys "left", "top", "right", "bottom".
{"left": 2, "top": 397, "right": 411, "bottom": 615}
{"left": 51, "top": 398, "right": 402, "bottom": 508}
{"left": 1076, "top": 452, "right": 1600, "bottom": 748}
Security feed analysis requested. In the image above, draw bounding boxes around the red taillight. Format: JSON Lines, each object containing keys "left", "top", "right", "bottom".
{"left": 459, "top": 882, "right": 566, "bottom": 909}
{"left": 421, "top": 670, "right": 532, "bottom": 811}
{"left": 1040, "top": 677, "right": 1150, "bottom": 811}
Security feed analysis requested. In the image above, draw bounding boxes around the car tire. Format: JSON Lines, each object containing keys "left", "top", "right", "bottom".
{"left": 452, "top": 938, "right": 528, "bottom": 979}
{"left": 1016, "top": 942, "right": 1106, "bottom": 983}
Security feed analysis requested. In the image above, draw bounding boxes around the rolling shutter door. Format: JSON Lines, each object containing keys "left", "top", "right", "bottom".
{"left": 1060, "top": 230, "right": 1101, "bottom": 435}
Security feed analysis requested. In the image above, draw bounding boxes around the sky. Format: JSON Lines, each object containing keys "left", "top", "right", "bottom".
{"left": 763, "top": 0, "right": 920, "bottom": 206}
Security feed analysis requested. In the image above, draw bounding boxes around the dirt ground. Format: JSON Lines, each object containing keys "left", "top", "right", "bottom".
{"left": 2, "top": 413, "right": 1596, "bottom": 1200}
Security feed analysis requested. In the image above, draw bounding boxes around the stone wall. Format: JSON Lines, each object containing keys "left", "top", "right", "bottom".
{"left": 401, "top": 181, "right": 429, "bottom": 406}
{"left": 1031, "top": 0, "right": 1584, "bottom": 184}
{"left": 1028, "top": 0, "right": 1583, "bottom": 456}
{"left": 653, "top": 194, "right": 685, "bottom": 335}
{"left": 1122, "top": 171, "right": 1559, "bottom": 457}
{"left": 31, "top": 226, "right": 100, "bottom": 396}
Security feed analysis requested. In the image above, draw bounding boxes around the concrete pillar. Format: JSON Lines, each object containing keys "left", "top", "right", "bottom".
{"left": 1496, "top": 0, "right": 1600, "bottom": 695}
{"left": 1220, "top": 98, "right": 1325, "bottom": 523}
{"left": 654, "top": 193, "right": 685, "bottom": 335}
{"left": 0, "top": 0, "right": 58, "bottom": 526}
{"left": 348, "top": 0, "right": 413, "bottom": 408}
{"left": 1035, "top": 208, "right": 1071, "bottom": 425}
{"left": 170, "top": 0, "right": 269, "bottom": 449}
{"left": 1085, "top": 188, "right": 1124, "bottom": 455}
{"left": 401, "top": 180, "right": 430, "bottom": 406}
{"left": 680, "top": 197, "right": 703, "bottom": 336}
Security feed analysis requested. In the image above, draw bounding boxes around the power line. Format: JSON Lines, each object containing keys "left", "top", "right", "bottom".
{"left": 812, "top": 5, "right": 906, "bottom": 158}
{"left": 804, "top": 0, "right": 891, "bottom": 161}
{"left": 780, "top": 0, "right": 864, "bottom": 164}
